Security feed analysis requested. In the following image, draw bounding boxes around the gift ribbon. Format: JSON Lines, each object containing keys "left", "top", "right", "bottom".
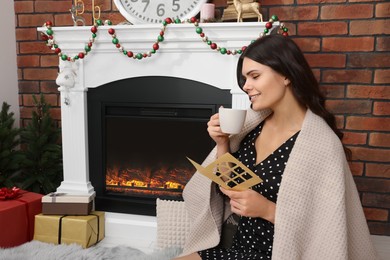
{"left": 48, "top": 192, "right": 67, "bottom": 203}
{"left": 0, "top": 187, "right": 21, "bottom": 200}
{"left": 14, "top": 190, "right": 32, "bottom": 241}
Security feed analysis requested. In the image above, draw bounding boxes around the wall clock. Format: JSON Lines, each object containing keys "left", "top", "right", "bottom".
{"left": 113, "top": 0, "right": 208, "bottom": 24}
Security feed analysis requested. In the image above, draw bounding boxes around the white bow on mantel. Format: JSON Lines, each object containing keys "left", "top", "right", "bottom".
{"left": 56, "top": 62, "right": 79, "bottom": 105}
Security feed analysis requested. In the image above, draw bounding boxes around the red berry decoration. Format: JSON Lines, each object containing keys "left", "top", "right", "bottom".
{"left": 116, "top": 43, "right": 121, "bottom": 48}
{"left": 78, "top": 52, "right": 85, "bottom": 59}
{"left": 165, "top": 18, "right": 172, "bottom": 24}
{"left": 153, "top": 43, "right": 159, "bottom": 50}
{"left": 108, "top": 28, "right": 115, "bottom": 35}
{"left": 88, "top": 42, "right": 93, "bottom": 47}
{"left": 45, "top": 21, "right": 52, "bottom": 27}
{"left": 282, "top": 32, "right": 289, "bottom": 37}
{"left": 242, "top": 46, "right": 247, "bottom": 51}
{"left": 143, "top": 53, "right": 147, "bottom": 58}
{"left": 54, "top": 48, "right": 61, "bottom": 54}
{"left": 160, "top": 31, "right": 164, "bottom": 36}
{"left": 41, "top": 34, "right": 49, "bottom": 41}
{"left": 127, "top": 51, "right": 133, "bottom": 57}
{"left": 265, "top": 22, "right": 272, "bottom": 29}
{"left": 200, "top": 33, "right": 205, "bottom": 37}
{"left": 91, "top": 26, "right": 97, "bottom": 34}
{"left": 190, "top": 17, "right": 197, "bottom": 23}
{"left": 210, "top": 43, "right": 217, "bottom": 49}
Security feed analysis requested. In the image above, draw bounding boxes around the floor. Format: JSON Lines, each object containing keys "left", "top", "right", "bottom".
{"left": 97, "top": 234, "right": 390, "bottom": 259}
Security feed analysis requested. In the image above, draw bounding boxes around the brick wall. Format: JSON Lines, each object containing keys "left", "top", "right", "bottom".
{"left": 14, "top": 0, "right": 389, "bottom": 235}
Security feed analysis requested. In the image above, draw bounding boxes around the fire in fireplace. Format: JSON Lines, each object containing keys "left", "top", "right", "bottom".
{"left": 88, "top": 76, "right": 232, "bottom": 215}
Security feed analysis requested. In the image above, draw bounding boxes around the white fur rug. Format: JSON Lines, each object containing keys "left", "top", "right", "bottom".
{"left": 0, "top": 241, "right": 182, "bottom": 260}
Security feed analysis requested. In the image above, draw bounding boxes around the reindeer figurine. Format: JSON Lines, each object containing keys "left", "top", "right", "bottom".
{"left": 233, "top": 0, "right": 263, "bottom": 22}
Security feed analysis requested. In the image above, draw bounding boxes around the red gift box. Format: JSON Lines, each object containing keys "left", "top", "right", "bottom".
{"left": 0, "top": 189, "right": 43, "bottom": 248}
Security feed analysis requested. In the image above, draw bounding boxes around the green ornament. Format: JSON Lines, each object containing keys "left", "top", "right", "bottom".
{"left": 74, "top": 55, "right": 79, "bottom": 60}
{"left": 220, "top": 48, "right": 227, "bottom": 54}
{"left": 237, "top": 50, "right": 242, "bottom": 54}
{"left": 196, "top": 27, "right": 203, "bottom": 34}
{"left": 92, "top": 33, "right": 97, "bottom": 38}
{"left": 85, "top": 46, "right": 91, "bottom": 52}
{"left": 54, "top": 44, "right": 58, "bottom": 48}
{"left": 96, "top": 19, "right": 103, "bottom": 26}
{"left": 61, "top": 54, "right": 67, "bottom": 61}
{"left": 174, "top": 18, "right": 181, "bottom": 24}
{"left": 271, "top": 15, "right": 278, "bottom": 21}
{"left": 207, "top": 40, "right": 211, "bottom": 45}
{"left": 283, "top": 27, "right": 289, "bottom": 32}
{"left": 107, "top": 20, "right": 112, "bottom": 25}
{"left": 123, "top": 50, "right": 127, "bottom": 55}
{"left": 112, "top": 38, "right": 119, "bottom": 44}
{"left": 46, "top": 29, "right": 53, "bottom": 35}
{"left": 151, "top": 49, "right": 156, "bottom": 53}
{"left": 136, "top": 53, "right": 143, "bottom": 59}
{"left": 251, "top": 40, "right": 255, "bottom": 44}
{"left": 264, "top": 28, "right": 269, "bottom": 33}
{"left": 163, "top": 21, "right": 168, "bottom": 26}
{"left": 158, "top": 35, "right": 164, "bottom": 42}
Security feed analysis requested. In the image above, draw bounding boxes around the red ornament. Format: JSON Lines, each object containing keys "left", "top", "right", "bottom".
{"left": 88, "top": 42, "right": 93, "bottom": 47}
{"left": 153, "top": 43, "right": 159, "bottom": 50}
{"left": 48, "top": 35, "right": 53, "bottom": 39}
{"left": 165, "top": 18, "right": 172, "bottom": 24}
{"left": 127, "top": 51, "right": 133, "bottom": 57}
{"left": 143, "top": 53, "right": 147, "bottom": 58}
{"left": 210, "top": 43, "right": 217, "bottom": 49}
{"left": 67, "top": 57, "right": 71, "bottom": 61}
{"left": 242, "top": 46, "right": 247, "bottom": 51}
{"left": 78, "top": 52, "right": 85, "bottom": 59}
{"left": 200, "top": 33, "right": 205, "bottom": 37}
{"left": 91, "top": 26, "right": 98, "bottom": 33}
{"left": 54, "top": 48, "right": 61, "bottom": 54}
{"left": 45, "top": 21, "right": 53, "bottom": 27}
{"left": 108, "top": 28, "right": 115, "bottom": 35}
{"left": 190, "top": 17, "right": 197, "bottom": 23}
{"left": 116, "top": 43, "right": 121, "bottom": 48}
{"left": 282, "top": 32, "right": 289, "bottom": 37}
{"left": 41, "top": 34, "right": 49, "bottom": 41}
{"left": 227, "top": 50, "right": 231, "bottom": 55}
{"left": 265, "top": 22, "right": 272, "bottom": 29}
{"left": 160, "top": 31, "right": 164, "bottom": 36}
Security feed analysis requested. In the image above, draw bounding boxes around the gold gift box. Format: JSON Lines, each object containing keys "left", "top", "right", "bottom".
{"left": 33, "top": 211, "right": 105, "bottom": 248}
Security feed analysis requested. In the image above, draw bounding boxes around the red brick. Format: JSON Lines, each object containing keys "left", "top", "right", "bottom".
{"left": 350, "top": 146, "right": 390, "bottom": 162}
{"left": 348, "top": 53, "right": 390, "bottom": 68}
{"left": 282, "top": 22, "right": 297, "bottom": 36}
{"left": 298, "top": 21, "right": 347, "bottom": 36}
{"left": 40, "top": 81, "right": 60, "bottom": 93}
{"left": 346, "top": 116, "right": 390, "bottom": 131}
{"left": 355, "top": 177, "right": 390, "bottom": 193}
{"left": 321, "top": 4, "right": 373, "bottom": 19}
{"left": 22, "top": 94, "right": 58, "bottom": 107}
{"left": 41, "top": 55, "right": 59, "bottom": 67}
{"left": 99, "top": 13, "right": 125, "bottom": 26}
{"left": 18, "top": 14, "right": 54, "bottom": 27}
{"left": 349, "top": 161, "right": 364, "bottom": 176}
{"left": 49, "top": 107, "right": 61, "bottom": 120}
{"left": 17, "top": 55, "right": 40, "bottom": 67}
{"left": 363, "top": 208, "right": 388, "bottom": 221}
{"left": 54, "top": 14, "right": 92, "bottom": 27}
{"left": 366, "top": 163, "right": 390, "bottom": 178}
{"left": 35, "top": 1, "right": 73, "bottom": 12}
{"left": 322, "top": 37, "right": 374, "bottom": 52}
{"left": 335, "top": 115, "right": 345, "bottom": 129}
{"left": 350, "top": 19, "right": 390, "bottom": 35}
{"left": 347, "top": 85, "right": 390, "bottom": 99}
{"left": 320, "top": 85, "right": 345, "bottom": 98}
{"left": 370, "top": 133, "right": 390, "bottom": 147}
{"left": 14, "top": 1, "right": 34, "bottom": 13}
{"left": 325, "top": 100, "right": 371, "bottom": 114}
{"left": 373, "top": 102, "right": 390, "bottom": 115}
{"left": 304, "top": 53, "right": 345, "bottom": 68}
{"left": 367, "top": 222, "right": 390, "bottom": 236}
{"left": 312, "top": 69, "right": 320, "bottom": 82}
{"left": 15, "top": 28, "right": 37, "bottom": 41}
{"left": 377, "top": 37, "right": 390, "bottom": 51}
{"left": 376, "top": 3, "right": 390, "bottom": 18}
{"left": 17, "top": 69, "right": 23, "bottom": 80}
{"left": 82, "top": 0, "right": 113, "bottom": 12}
{"left": 362, "top": 193, "right": 390, "bottom": 208}
{"left": 268, "top": 6, "right": 319, "bottom": 21}
{"left": 18, "top": 81, "right": 40, "bottom": 93}
{"left": 342, "top": 131, "right": 367, "bottom": 145}
{"left": 293, "top": 38, "right": 321, "bottom": 52}
{"left": 20, "top": 107, "right": 36, "bottom": 119}
{"left": 24, "top": 68, "right": 58, "bottom": 80}
{"left": 260, "top": 0, "right": 294, "bottom": 5}
{"left": 322, "top": 69, "right": 372, "bottom": 83}
{"left": 19, "top": 42, "right": 53, "bottom": 54}
{"left": 374, "top": 69, "right": 390, "bottom": 84}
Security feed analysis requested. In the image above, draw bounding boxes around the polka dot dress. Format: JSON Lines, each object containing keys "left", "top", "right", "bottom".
{"left": 199, "top": 121, "right": 300, "bottom": 260}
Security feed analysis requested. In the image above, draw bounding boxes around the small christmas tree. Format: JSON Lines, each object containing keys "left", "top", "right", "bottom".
{"left": 0, "top": 102, "right": 24, "bottom": 187}
{"left": 19, "top": 94, "right": 63, "bottom": 194}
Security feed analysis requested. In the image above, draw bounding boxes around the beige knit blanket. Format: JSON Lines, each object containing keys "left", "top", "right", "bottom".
{"left": 182, "top": 109, "right": 378, "bottom": 259}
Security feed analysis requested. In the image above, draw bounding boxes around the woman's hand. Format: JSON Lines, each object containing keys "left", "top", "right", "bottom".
{"left": 220, "top": 187, "right": 276, "bottom": 224}
{"left": 207, "top": 112, "right": 230, "bottom": 147}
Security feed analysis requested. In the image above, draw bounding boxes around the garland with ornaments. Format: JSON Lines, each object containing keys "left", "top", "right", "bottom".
{"left": 41, "top": 15, "right": 288, "bottom": 62}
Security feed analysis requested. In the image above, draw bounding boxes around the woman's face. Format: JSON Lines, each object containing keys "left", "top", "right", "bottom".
{"left": 241, "top": 57, "right": 290, "bottom": 111}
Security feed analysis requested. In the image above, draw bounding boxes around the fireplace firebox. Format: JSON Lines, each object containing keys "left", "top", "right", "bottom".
{"left": 88, "top": 76, "right": 232, "bottom": 215}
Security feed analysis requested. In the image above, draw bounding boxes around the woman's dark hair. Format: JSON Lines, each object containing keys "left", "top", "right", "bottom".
{"left": 237, "top": 34, "right": 351, "bottom": 159}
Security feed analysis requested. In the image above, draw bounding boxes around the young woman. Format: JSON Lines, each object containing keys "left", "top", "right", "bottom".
{"left": 175, "top": 34, "right": 378, "bottom": 260}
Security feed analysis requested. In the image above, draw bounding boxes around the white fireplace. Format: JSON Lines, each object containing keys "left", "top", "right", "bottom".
{"left": 37, "top": 21, "right": 270, "bottom": 249}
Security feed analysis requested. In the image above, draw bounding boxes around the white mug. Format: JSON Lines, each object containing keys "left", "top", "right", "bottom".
{"left": 219, "top": 107, "right": 247, "bottom": 134}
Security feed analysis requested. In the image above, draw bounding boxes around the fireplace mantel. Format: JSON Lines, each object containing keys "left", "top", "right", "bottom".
{"left": 37, "top": 22, "right": 272, "bottom": 249}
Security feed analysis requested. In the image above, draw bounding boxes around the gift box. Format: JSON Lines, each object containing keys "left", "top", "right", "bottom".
{"left": 33, "top": 211, "right": 105, "bottom": 248}
{"left": 42, "top": 193, "right": 95, "bottom": 215}
{"left": 0, "top": 189, "right": 43, "bottom": 248}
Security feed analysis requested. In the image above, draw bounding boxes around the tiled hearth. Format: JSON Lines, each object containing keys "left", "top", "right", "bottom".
{"left": 36, "top": 22, "right": 272, "bottom": 249}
